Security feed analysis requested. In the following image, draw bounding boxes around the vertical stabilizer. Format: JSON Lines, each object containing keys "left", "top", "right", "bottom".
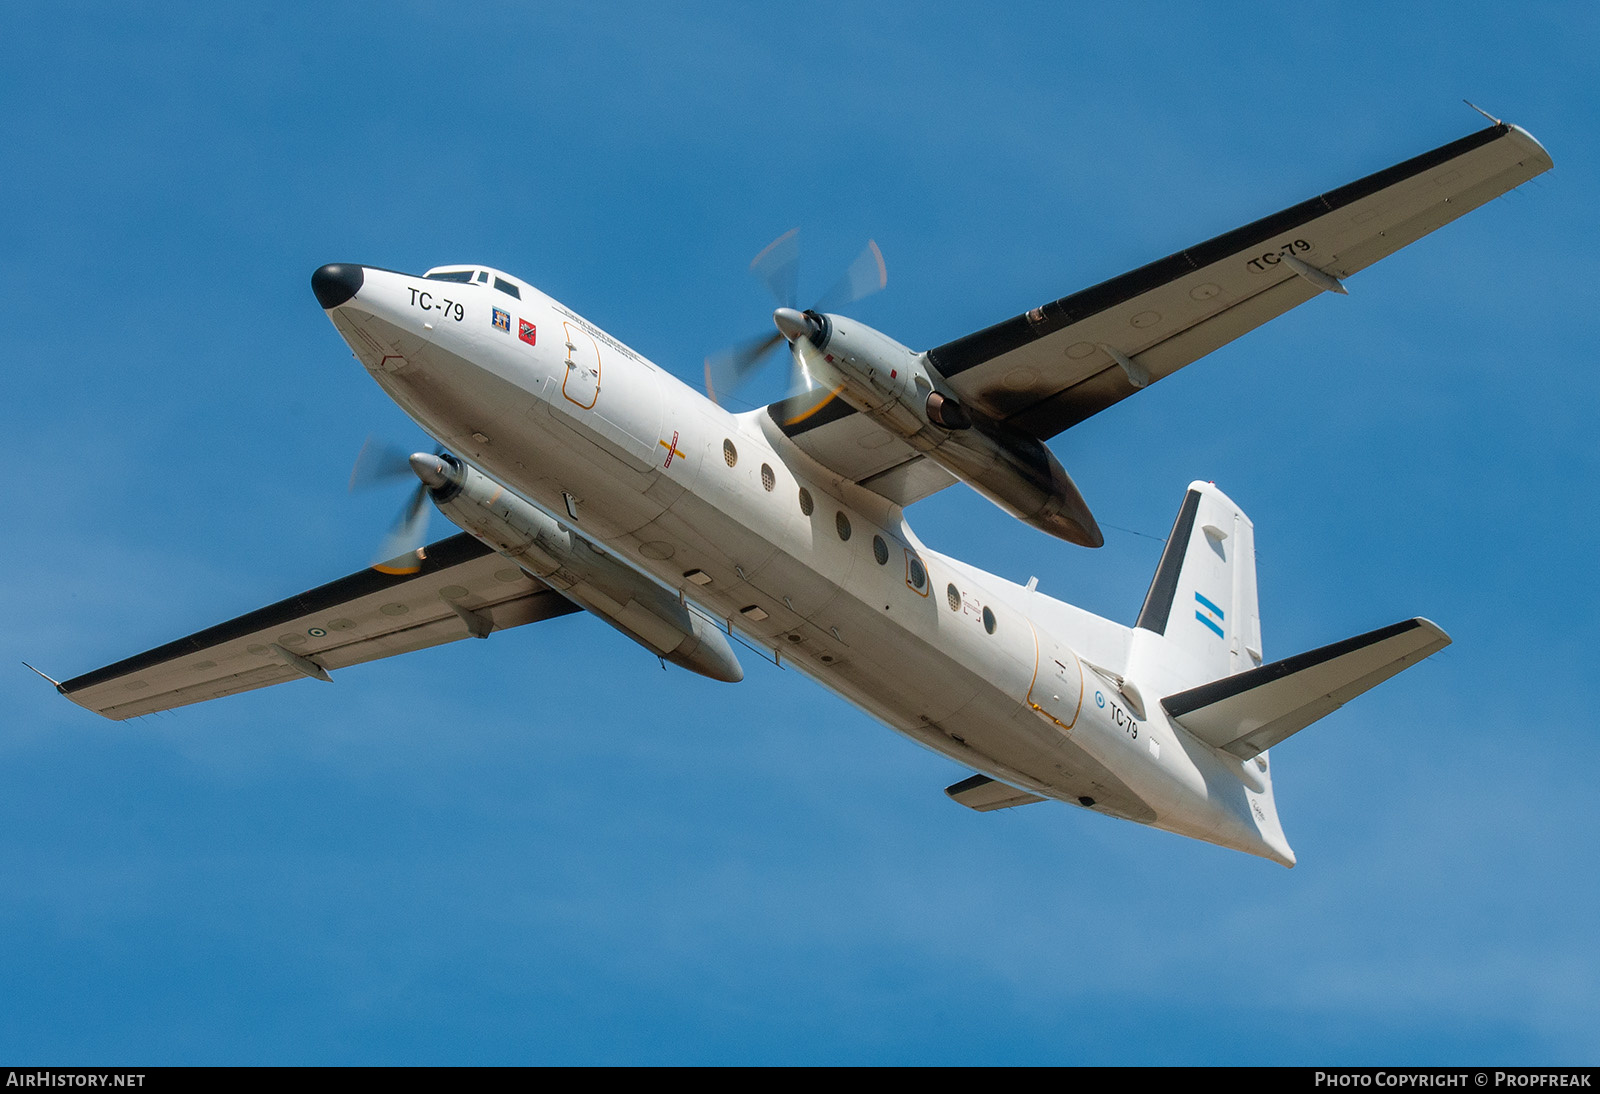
{"left": 1134, "top": 482, "right": 1262, "bottom": 687}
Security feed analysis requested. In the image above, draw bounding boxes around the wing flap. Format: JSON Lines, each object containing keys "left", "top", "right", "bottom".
{"left": 930, "top": 123, "right": 1552, "bottom": 439}
{"left": 59, "top": 533, "right": 581, "bottom": 720}
{"left": 1160, "top": 618, "right": 1451, "bottom": 759}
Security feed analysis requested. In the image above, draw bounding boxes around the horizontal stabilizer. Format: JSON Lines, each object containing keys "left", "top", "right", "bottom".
{"left": 945, "top": 773, "right": 1047, "bottom": 812}
{"left": 1160, "top": 618, "right": 1451, "bottom": 759}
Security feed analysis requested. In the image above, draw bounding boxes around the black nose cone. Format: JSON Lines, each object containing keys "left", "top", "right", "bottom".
{"left": 312, "top": 263, "right": 364, "bottom": 309}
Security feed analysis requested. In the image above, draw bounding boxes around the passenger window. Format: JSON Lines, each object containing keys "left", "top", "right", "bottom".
{"left": 907, "top": 556, "right": 927, "bottom": 592}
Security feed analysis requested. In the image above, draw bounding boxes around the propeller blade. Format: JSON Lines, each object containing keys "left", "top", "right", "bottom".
{"left": 748, "top": 227, "right": 800, "bottom": 310}
{"left": 777, "top": 384, "right": 844, "bottom": 427}
{"left": 703, "top": 330, "right": 784, "bottom": 403}
{"left": 372, "top": 482, "right": 430, "bottom": 574}
{"left": 812, "top": 239, "right": 886, "bottom": 313}
{"left": 777, "top": 340, "right": 845, "bottom": 426}
{"left": 707, "top": 233, "right": 887, "bottom": 405}
{"left": 348, "top": 435, "right": 416, "bottom": 493}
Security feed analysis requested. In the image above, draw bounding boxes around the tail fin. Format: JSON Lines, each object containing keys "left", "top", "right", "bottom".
{"left": 1133, "top": 481, "right": 1262, "bottom": 686}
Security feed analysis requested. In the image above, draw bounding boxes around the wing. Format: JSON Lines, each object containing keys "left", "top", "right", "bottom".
{"left": 758, "top": 402, "right": 958, "bottom": 506}
{"left": 925, "top": 122, "right": 1551, "bottom": 438}
{"left": 57, "top": 533, "right": 581, "bottom": 720}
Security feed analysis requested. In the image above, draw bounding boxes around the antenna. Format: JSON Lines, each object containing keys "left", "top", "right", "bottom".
{"left": 22, "top": 661, "right": 63, "bottom": 688}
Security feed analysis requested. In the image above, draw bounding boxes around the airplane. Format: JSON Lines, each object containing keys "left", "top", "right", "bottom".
{"left": 41, "top": 120, "right": 1552, "bottom": 866}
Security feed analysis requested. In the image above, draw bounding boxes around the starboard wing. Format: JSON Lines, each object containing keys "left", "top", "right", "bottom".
{"left": 57, "top": 533, "right": 580, "bottom": 720}
{"left": 758, "top": 405, "right": 958, "bottom": 507}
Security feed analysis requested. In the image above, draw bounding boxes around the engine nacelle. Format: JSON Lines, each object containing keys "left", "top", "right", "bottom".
{"left": 421, "top": 456, "right": 744, "bottom": 682}
{"left": 792, "top": 316, "right": 1102, "bottom": 547}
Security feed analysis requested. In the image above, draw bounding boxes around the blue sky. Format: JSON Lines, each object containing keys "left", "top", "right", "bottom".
{"left": 3, "top": 1, "right": 1596, "bottom": 1065}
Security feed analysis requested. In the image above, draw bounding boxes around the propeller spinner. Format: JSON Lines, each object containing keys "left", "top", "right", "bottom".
{"left": 348, "top": 437, "right": 457, "bottom": 574}
{"left": 703, "top": 230, "right": 886, "bottom": 407}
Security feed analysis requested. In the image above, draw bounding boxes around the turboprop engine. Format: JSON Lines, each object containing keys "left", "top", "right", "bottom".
{"left": 409, "top": 453, "right": 745, "bottom": 682}
{"left": 776, "top": 309, "right": 1103, "bottom": 547}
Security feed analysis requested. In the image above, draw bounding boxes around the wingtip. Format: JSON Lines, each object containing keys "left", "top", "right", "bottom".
{"left": 1411, "top": 616, "right": 1453, "bottom": 649}
{"left": 1504, "top": 124, "right": 1555, "bottom": 171}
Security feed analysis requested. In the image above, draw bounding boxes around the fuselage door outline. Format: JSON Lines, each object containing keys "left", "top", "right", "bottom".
{"left": 561, "top": 321, "right": 601, "bottom": 409}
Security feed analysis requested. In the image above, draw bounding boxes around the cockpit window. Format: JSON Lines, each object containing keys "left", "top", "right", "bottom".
{"left": 494, "top": 277, "right": 521, "bottom": 299}
{"left": 475, "top": 271, "right": 489, "bottom": 283}
{"left": 425, "top": 269, "right": 475, "bottom": 283}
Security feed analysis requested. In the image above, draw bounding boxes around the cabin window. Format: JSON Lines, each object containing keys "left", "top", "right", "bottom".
{"left": 872, "top": 535, "right": 888, "bottom": 565}
{"left": 723, "top": 439, "right": 738, "bottom": 467}
{"left": 494, "top": 277, "right": 521, "bottom": 299}
{"left": 982, "top": 606, "right": 996, "bottom": 634}
{"left": 835, "top": 511, "right": 852, "bottom": 541}
{"left": 946, "top": 583, "right": 961, "bottom": 611}
{"left": 760, "top": 463, "right": 775, "bottom": 492}
{"left": 798, "top": 487, "right": 813, "bottom": 516}
{"left": 907, "top": 557, "right": 927, "bottom": 591}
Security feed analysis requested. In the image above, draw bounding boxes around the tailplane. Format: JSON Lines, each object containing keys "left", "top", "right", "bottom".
{"left": 1162, "top": 617, "right": 1451, "bottom": 759}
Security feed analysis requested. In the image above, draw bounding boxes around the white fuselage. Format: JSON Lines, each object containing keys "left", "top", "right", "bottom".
{"left": 325, "top": 265, "right": 1294, "bottom": 865}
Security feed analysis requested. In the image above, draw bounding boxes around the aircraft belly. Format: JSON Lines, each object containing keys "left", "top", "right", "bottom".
{"left": 638, "top": 493, "right": 783, "bottom": 603}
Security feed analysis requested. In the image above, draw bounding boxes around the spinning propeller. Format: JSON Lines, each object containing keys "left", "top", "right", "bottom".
{"left": 348, "top": 436, "right": 449, "bottom": 574}
{"left": 703, "top": 229, "right": 887, "bottom": 409}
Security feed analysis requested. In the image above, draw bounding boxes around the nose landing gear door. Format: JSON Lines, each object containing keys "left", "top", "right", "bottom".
{"left": 561, "top": 322, "right": 601, "bottom": 409}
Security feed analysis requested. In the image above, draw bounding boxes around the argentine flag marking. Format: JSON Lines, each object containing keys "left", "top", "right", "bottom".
{"left": 1194, "top": 591, "right": 1225, "bottom": 638}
